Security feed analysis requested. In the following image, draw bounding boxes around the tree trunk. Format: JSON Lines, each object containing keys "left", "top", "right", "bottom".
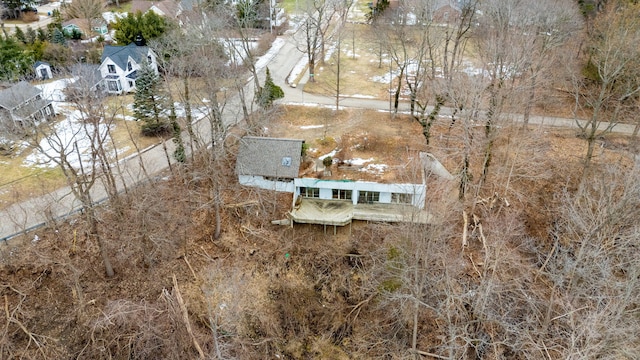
{"left": 523, "top": 72, "right": 537, "bottom": 128}
{"left": 394, "top": 67, "right": 404, "bottom": 113}
{"left": 214, "top": 196, "right": 221, "bottom": 240}
{"left": 87, "top": 208, "right": 115, "bottom": 277}
{"left": 183, "top": 77, "right": 196, "bottom": 160}
{"left": 308, "top": 60, "right": 316, "bottom": 82}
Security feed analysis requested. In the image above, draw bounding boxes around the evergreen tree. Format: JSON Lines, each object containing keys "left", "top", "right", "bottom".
{"left": 256, "top": 67, "right": 284, "bottom": 108}
{"left": 37, "top": 28, "right": 48, "bottom": 42}
{"left": 113, "top": 11, "right": 169, "bottom": 45}
{"left": 51, "top": 28, "right": 67, "bottom": 45}
{"left": 133, "top": 61, "right": 169, "bottom": 136}
{"left": 169, "top": 102, "right": 186, "bottom": 162}
{"left": 0, "top": 37, "right": 31, "bottom": 80}
{"left": 14, "top": 26, "right": 26, "bottom": 44}
{"left": 25, "top": 26, "right": 36, "bottom": 44}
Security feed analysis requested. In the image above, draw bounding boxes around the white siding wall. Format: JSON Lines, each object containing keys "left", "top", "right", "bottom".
{"left": 239, "top": 175, "right": 295, "bottom": 192}
{"left": 294, "top": 178, "right": 426, "bottom": 209}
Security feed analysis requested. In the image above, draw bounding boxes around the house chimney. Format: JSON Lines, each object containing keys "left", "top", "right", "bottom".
{"left": 134, "top": 34, "right": 146, "bottom": 46}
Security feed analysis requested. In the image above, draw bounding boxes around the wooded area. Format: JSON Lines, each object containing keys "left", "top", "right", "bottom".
{"left": 1, "top": 0, "right": 640, "bottom": 358}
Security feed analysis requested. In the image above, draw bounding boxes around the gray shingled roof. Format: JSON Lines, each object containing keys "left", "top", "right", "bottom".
{"left": 101, "top": 43, "right": 150, "bottom": 71}
{"left": 0, "top": 82, "right": 43, "bottom": 111}
{"left": 236, "top": 137, "right": 304, "bottom": 179}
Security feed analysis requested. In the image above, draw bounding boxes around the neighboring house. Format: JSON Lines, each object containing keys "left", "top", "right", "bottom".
{"left": 432, "top": 0, "right": 464, "bottom": 23}
{"left": 0, "top": 82, "right": 55, "bottom": 129}
{"left": 34, "top": 61, "right": 53, "bottom": 80}
{"left": 62, "top": 18, "right": 109, "bottom": 37}
{"left": 236, "top": 136, "right": 304, "bottom": 192}
{"left": 236, "top": 136, "right": 435, "bottom": 227}
{"left": 99, "top": 43, "right": 158, "bottom": 95}
{"left": 131, "top": 0, "right": 181, "bottom": 18}
{"left": 65, "top": 64, "right": 105, "bottom": 101}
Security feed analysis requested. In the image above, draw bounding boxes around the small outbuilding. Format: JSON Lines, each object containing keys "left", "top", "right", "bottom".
{"left": 34, "top": 61, "right": 53, "bottom": 80}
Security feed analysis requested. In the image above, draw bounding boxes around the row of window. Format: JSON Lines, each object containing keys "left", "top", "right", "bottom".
{"left": 106, "top": 56, "right": 153, "bottom": 74}
{"left": 299, "top": 187, "right": 412, "bottom": 204}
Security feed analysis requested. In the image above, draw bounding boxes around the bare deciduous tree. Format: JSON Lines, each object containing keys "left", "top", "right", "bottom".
{"left": 297, "top": 0, "right": 339, "bottom": 82}
{"left": 571, "top": 1, "right": 640, "bottom": 169}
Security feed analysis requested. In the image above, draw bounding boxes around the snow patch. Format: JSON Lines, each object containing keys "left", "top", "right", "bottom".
{"left": 319, "top": 149, "right": 339, "bottom": 160}
{"left": 344, "top": 157, "right": 374, "bottom": 166}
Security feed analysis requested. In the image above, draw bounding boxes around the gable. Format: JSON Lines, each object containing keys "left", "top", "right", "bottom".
{"left": 101, "top": 44, "right": 153, "bottom": 71}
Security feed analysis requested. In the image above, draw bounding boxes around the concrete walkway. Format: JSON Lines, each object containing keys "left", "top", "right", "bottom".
{"left": 0, "top": 29, "right": 636, "bottom": 243}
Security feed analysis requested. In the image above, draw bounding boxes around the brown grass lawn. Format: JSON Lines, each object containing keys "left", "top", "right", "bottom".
{"left": 304, "top": 23, "right": 393, "bottom": 99}
{"left": 0, "top": 99, "right": 160, "bottom": 210}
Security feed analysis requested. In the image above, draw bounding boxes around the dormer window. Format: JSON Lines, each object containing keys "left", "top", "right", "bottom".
{"left": 127, "top": 61, "right": 133, "bottom": 71}
{"left": 108, "top": 64, "right": 116, "bottom": 73}
{"left": 147, "top": 55, "right": 152, "bottom": 64}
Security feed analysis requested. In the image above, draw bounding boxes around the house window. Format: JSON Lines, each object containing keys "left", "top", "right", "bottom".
{"left": 128, "top": 80, "right": 134, "bottom": 88}
{"left": 127, "top": 61, "right": 133, "bottom": 71}
{"left": 332, "top": 189, "right": 352, "bottom": 200}
{"left": 35, "top": 94, "right": 42, "bottom": 100}
{"left": 107, "top": 80, "right": 121, "bottom": 92}
{"left": 300, "top": 187, "right": 319, "bottom": 198}
{"left": 147, "top": 55, "right": 152, "bottom": 63}
{"left": 281, "top": 157, "right": 292, "bottom": 167}
{"left": 107, "top": 64, "right": 116, "bottom": 73}
{"left": 391, "top": 193, "right": 412, "bottom": 205}
{"left": 358, "top": 191, "right": 380, "bottom": 204}
{"left": 45, "top": 106, "right": 51, "bottom": 116}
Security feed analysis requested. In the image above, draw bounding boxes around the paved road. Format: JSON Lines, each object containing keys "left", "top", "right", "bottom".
{"left": 0, "top": 29, "right": 636, "bottom": 243}
{"left": 2, "top": 2, "right": 59, "bottom": 32}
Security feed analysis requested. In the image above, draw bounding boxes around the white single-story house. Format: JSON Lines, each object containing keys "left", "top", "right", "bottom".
{"left": 34, "top": 61, "right": 53, "bottom": 80}
{"left": 236, "top": 136, "right": 435, "bottom": 226}
{"left": 99, "top": 43, "right": 158, "bottom": 94}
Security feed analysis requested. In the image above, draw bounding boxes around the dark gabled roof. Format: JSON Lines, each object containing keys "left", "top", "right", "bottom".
{"left": 236, "top": 136, "right": 304, "bottom": 179}
{"left": 0, "top": 81, "right": 43, "bottom": 110}
{"left": 69, "top": 64, "right": 104, "bottom": 88}
{"left": 101, "top": 43, "right": 150, "bottom": 71}
{"left": 34, "top": 61, "right": 50, "bottom": 69}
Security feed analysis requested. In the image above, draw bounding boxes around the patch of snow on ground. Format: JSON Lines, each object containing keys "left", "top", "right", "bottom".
{"left": 344, "top": 158, "right": 374, "bottom": 166}
{"left": 364, "top": 163, "right": 388, "bottom": 174}
{"left": 255, "top": 37, "right": 286, "bottom": 72}
{"left": 370, "top": 69, "right": 401, "bottom": 84}
{"left": 115, "top": 114, "right": 136, "bottom": 121}
{"left": 36, "top": 78, "right": 76, "bottom": 104}
{"left": 287, "top": 54, "right": 309, "bottom": 86}
{"left": 24, "top": 109, "right": 114, "bottom": 169}
{"left": 319, "top": 149, "right": 339, "bottom": 160}
{"left": 300, "top": 125, "right": 324, "bottom": 129}
{"left": 349, "top": 94, "right": 376, "bottom": 99}
{"left": 344, "top": 50, "right": 360, "bottom": 58}
{"left": 103, "top": 11, "right": 127, "bottom": 23}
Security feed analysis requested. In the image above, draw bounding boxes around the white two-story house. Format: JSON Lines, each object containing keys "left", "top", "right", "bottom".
{"left": 99, "top": 43, "right": 158, "bottom": 95}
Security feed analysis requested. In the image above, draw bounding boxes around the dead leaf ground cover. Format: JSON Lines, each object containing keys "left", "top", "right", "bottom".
{"left": 0, "top": 102, "right": 636, "bottom": 357}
